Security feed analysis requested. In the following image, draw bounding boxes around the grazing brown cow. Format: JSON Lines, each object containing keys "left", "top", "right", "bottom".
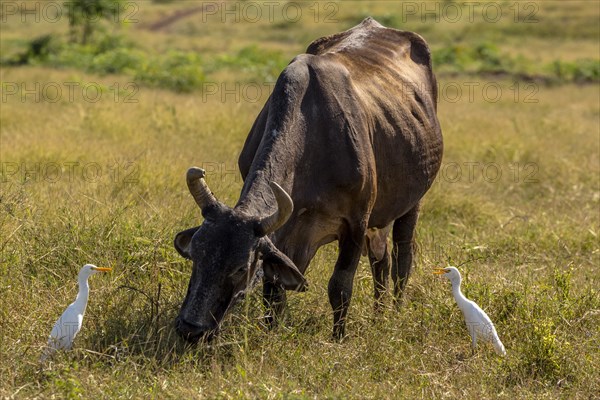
{"left": 174, "top": 17, "right": 443, "bottom": 342}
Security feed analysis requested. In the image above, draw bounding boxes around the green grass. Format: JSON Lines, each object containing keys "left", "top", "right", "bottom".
{"left": 1, "top": 1, "right": 599, "bottom": 398}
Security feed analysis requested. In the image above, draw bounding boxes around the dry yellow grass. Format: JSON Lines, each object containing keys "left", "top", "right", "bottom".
{"left": 1, "top": 1, "right": 599, "bottom": 398}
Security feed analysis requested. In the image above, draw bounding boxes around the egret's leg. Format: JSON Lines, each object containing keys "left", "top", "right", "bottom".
{"left": 471, "top": 333, "right": 477, "bottom": 356}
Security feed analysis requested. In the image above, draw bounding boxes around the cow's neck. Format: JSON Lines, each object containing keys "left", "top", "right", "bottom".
{"left": 236, "top": 130, "right": 297, "bottom": 217}
{"left": 236, "top": 69, "right": 307, "bottom": 217}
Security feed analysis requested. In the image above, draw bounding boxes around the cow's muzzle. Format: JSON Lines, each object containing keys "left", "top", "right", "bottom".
{"left": 175, "top": 316, "right": 215, "bottom": 343}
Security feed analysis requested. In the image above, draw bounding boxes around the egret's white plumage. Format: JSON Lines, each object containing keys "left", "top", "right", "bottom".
{"left": 41, "top": 264, "right": 111, "bottom": 360}
{"left": 434, "top": 266, "right": 506, "bottom": 356}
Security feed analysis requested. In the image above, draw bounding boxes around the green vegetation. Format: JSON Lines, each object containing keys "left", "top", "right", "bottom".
{"left": 4, "top": 1, "right": 597, "bottom": 91}
{"left": 3, "top": 33, "right": 289, "bottom": 91}
{"left": 65, "top": 0, "right": 124, "bottom": 44}
{"left": 433, "top": 42, "right": 599, "bottom": 83}
{"left": 1, "top": 1, "right": 598, "bottom": 398}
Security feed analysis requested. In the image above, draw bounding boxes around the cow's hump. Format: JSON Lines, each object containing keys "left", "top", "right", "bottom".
{"left": 306, "top": 17, "right": 432, "bottom": 68}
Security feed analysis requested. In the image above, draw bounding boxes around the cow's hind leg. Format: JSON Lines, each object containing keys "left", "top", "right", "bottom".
{"left": 366, "top": 226, "right": 392, "bottom": 312}
{"left": 328, "top": 225, "right": 366, "bottom": 340}
{"left": 391, "top": 204, "right": 420, "bottom": 305}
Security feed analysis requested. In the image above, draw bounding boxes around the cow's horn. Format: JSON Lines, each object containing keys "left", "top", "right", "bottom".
{"left": 186, "top": 167, "right": 217, "bottom": 210}
{"left": 259, "top": 182, "right": 293, "bottom": 235}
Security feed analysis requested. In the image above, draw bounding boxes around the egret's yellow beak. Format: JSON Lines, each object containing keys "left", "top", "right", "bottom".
{"left": 432, "top": 268, "right": 447, "bottom": 275}
{"left": 93, "top": 267, "right": 112, "bottom": 272}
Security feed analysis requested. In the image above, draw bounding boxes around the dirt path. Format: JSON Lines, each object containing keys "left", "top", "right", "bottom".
{"left": 146, "top": 4, "right": 210, "bottom": 31}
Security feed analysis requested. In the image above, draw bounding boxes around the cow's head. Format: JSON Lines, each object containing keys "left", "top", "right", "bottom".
{"left": 174, "top": 167, "right": 307, "bottom": 343}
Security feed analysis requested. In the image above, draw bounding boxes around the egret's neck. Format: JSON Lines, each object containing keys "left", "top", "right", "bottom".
{"left": 451, "top": 278, "right": 469, "bottom": 309}
{"left": 74, "top": 275, "right": 90, "bottom": 311}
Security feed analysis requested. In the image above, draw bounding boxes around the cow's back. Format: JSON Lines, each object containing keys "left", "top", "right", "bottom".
{"left": 239, "top": 17, "right": 442, "bottom": 237}
{"left": 305, "top": 17, "right": 443, "bottom": 227}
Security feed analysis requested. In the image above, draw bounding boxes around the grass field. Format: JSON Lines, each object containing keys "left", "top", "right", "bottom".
{"left": 1, "top": 1, "right": 599, "bottom": 398}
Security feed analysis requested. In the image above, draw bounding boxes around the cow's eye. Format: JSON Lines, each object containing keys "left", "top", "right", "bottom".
{"left": 230, "top": 265, "right": 248, "bottom": 279}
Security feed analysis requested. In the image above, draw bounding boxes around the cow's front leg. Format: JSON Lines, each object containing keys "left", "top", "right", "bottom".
{"left": 328, "top": 229, "right": 365, "bottom": 340}
{"left": 263, "top": 279, "right": 287, "bottom": 328}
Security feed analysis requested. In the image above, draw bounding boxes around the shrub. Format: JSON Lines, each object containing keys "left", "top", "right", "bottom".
{"left": 88, "top": 47, "right": 146, "bottom": 75}
{"left": 550, "top": 59, "right": 600, "bottom": 83}
{"left": 135, "top": 51, "right": 205, "bottom": 92}
{"left": 433, "top": 42, "right": 509, "bottom": 73}
{"left": 7, "top": 34, "right": 62, "bottom": 65}
{"left": 214, "top": 45, "right": 288, "bottom": 81}
{"left": 46, "top": 43, "right": 96, "bottom": 70}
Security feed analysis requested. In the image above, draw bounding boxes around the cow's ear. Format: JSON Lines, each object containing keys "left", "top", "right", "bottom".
{"left": 174, "top": 226, "right": 200, "bottom": 260}
{"left": 259, "top": 238, "right": 308, "bottom": 292}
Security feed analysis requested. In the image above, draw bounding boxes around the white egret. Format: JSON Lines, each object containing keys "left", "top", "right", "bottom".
{"left": 433, "top": 266, "right": 506, "bottom": 356}
{"left": 41, "top": 264, "right": 112, "bottom": 360}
